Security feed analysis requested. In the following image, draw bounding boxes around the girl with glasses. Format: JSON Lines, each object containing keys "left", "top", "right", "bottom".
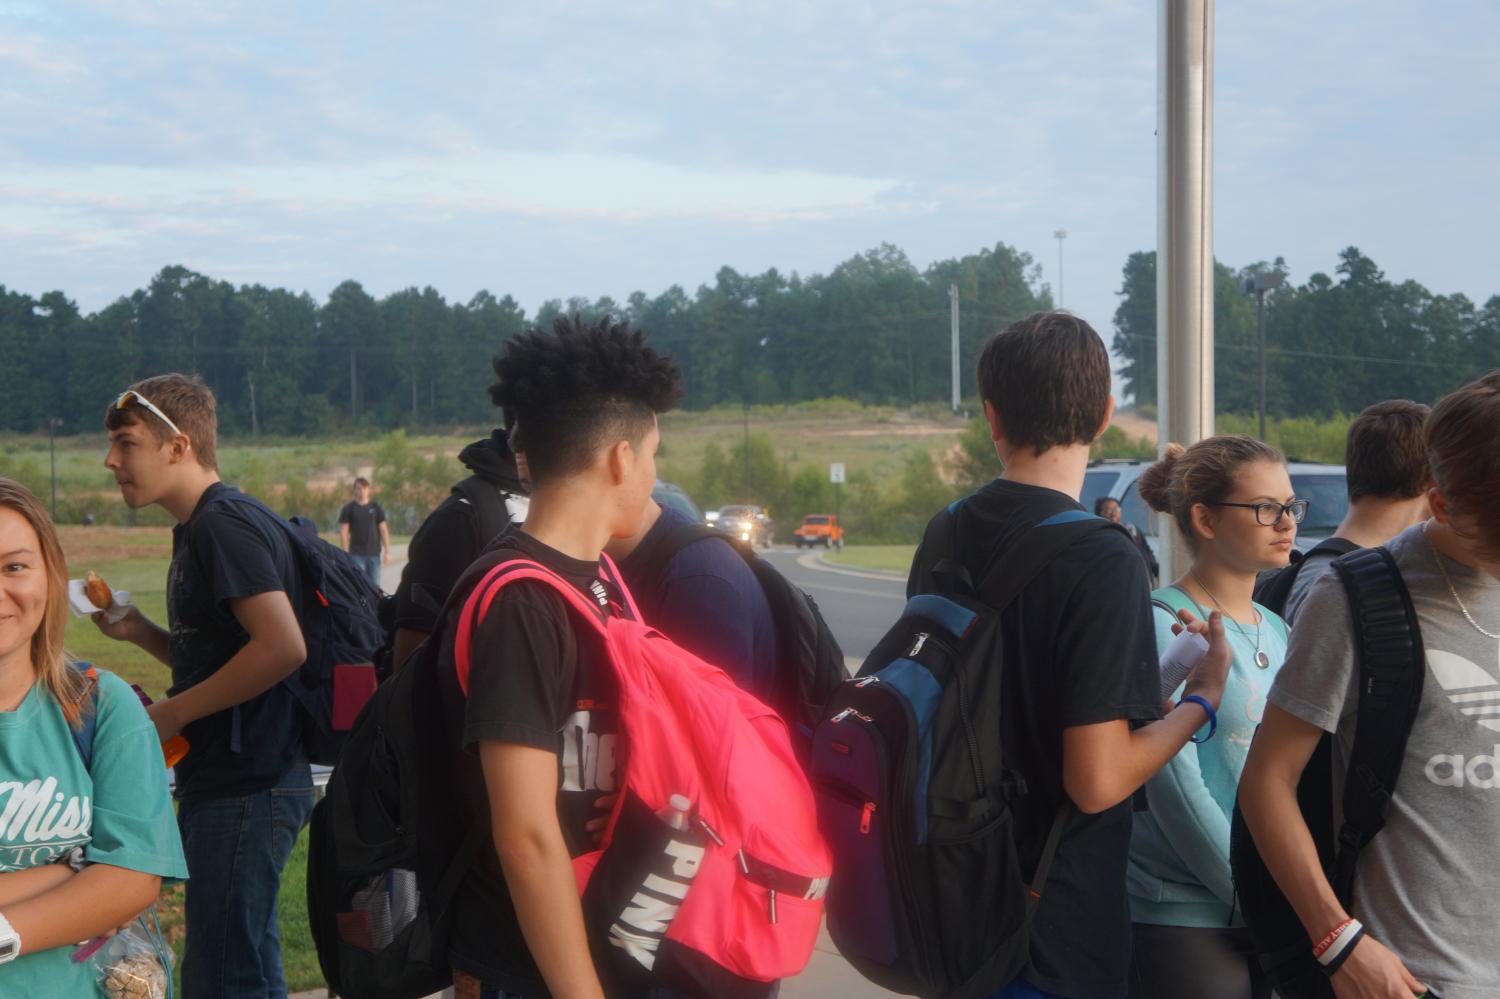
{"left": 1125, "top": 435, "right": 1297, "bottom": 999}
{"left": 0, "top": 478, "right": 187, "bottom": 993}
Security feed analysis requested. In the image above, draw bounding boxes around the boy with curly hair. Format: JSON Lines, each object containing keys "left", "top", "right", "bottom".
{"left": 436, "top": 316, "right": 681, "bottom": 999}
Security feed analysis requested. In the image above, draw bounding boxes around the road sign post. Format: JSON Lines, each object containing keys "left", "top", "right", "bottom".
{"left": 830, "top": 463, "right": 845, "bottom": 546}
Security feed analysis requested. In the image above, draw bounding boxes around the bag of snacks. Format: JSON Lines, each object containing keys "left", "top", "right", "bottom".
{"left": 86, "top": 916, "right": 173, "bottom": 999}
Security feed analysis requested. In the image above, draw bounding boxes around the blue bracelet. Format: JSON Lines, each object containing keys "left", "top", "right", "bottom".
{"left": 1180, "top": 694, "right": 1217, "bottom": 743}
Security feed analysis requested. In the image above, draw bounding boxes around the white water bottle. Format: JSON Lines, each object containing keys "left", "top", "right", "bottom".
{"left": 1159, "top": 628, "right": 1210, "bottom": 698}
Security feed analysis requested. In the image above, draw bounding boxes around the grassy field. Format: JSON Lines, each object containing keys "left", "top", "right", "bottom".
{"left": 824, "top": 544, "right": 917, "bottom": 573}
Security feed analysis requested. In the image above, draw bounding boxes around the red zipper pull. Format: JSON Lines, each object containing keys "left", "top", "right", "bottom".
{"left": 860, "top": 801, "right": 876, "bottom": 834}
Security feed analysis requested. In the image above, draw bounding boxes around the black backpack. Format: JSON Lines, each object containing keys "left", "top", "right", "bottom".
{"left": 1252, "top": 537, "right": 1360, "bottom": 617}
{"left": 1229, "top": 546, "right": 1425, "bottom": 998}
{"left": 811, "top": 508, "right": 1122, "bottom": 999}
{"left": 627, "top": 521, "right": 847, "bottom": 745}
{"left": 370, "top": 474, "right": 515, "bottom": 678}
{"left": 200, "top": 490, "right": 385, "bottom": 766}
{"left": 306, "top": 551, "right": 506, "bottom": 999}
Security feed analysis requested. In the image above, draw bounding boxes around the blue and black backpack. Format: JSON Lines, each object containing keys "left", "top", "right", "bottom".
{"left": 199, "top": 490, "right": 385, "bottom": 766}
{"left": 810, "top": 506, "right": 1123, "bottom": 999}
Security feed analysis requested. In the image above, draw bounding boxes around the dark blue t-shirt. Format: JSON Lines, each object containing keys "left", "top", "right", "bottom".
{"left": 168, "top": 483, "right": 306, "bottom": 801}
{"left": 617, "top": 505, "right": 777, "bottom": 701}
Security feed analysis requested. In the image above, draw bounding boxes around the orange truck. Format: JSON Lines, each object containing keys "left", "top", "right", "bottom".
{"left": 793, "top": 514, "right": 843, "bottom": 549}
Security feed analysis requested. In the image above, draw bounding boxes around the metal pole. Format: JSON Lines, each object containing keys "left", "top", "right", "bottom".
{"left": 948, "top": 284, "right": 960, "bottom": 413}
{"left": 1257, "top": 288, "right": 1267, "bottom": 440}
{"left": 1054, "top": 230, "right": 1068, "bottom": 308}
{"left": 1157, "top": 0, "right": 1215, "bottom": 582}
{"left": 48, "top": 418, "right": 57, "bottom": 520}
{"left": 742, "top": 402, "right": 751, "bottom": 496}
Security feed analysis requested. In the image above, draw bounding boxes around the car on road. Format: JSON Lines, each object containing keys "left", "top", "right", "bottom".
{"left": 1082, "top": 458, "right": 1349, "bottom": 556}
{"left": 794, "top": 514, "right": 844, "bottom": 549}
{"left": 715, "top": 504, "right": 774, "bottom": 548}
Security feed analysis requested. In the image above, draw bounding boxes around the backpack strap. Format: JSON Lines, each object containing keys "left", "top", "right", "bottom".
{"left": 452, "top": 475, "right": 513, "bottom": 553}
{"left": 1327, "top": 546, "right": 1424, "bottom": 904}
{"left": 973, "top": 510, "right": 1125, "bottom": 611}
{"left": 68, "top": 665, "right": 101, "bottom": 771}
{"left": 628, "top": 521, "right": 728, "bottom": 591}
{"left": 452, "top": 556, "right": 621, "bottom": 697}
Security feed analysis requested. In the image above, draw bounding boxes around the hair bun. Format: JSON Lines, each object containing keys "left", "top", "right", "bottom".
{"left": 1136, "top": 442, "right": 1184, "bottom": 513}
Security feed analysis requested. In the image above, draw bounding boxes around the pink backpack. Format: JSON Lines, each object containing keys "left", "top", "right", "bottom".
{"left": 455, "top": 553, "right": 831, "bottom": 996}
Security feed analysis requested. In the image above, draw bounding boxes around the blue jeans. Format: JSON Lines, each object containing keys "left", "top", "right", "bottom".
{"left": 355, "top": 553, "right": 382, "bottom": 588}
{"left": 178, "top": 763, "right": 315, "bottom": 999}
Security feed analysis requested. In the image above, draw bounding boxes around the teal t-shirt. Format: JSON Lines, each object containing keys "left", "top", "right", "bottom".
{"left": 1127, "top": 586, "right": 1289, "bottom": 927}
{"left": 0, "top": 668, "right": 188, "bottom": 997}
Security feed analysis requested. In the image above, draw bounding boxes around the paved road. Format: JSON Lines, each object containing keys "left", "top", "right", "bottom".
{"left": 759, "top": 548, "right": 907, "bottom": 667}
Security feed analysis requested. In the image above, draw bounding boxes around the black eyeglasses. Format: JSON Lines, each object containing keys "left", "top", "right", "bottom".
{"left": 1211, "top": 500, "right": 1308, "bottom": 526}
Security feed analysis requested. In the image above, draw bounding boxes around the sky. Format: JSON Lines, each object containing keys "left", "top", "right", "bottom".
{"left": 3, "top": 0, "right": 1497, "bottom": 352}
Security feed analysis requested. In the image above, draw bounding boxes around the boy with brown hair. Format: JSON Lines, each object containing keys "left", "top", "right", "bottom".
{"left": 1241, "top": 371, "right": 1500, "bottom": 999}
{"left": 95, "top": 373, "right": 314, "bottom": 998}
{"left": 905, "top": 311, "right": 1232, "bottom": 999}
{"left": 1275, "top": 399, "right": 1432, "bottom": 622}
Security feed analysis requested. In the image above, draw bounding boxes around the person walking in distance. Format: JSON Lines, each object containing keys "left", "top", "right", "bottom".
{"left": 339, "top": 476, "right": 389, "bottom": 589}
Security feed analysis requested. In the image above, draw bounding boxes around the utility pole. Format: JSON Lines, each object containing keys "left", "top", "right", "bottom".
{"left": 47, "top": 417, "right": 62, "bottom": 520}
{"left": 948, "top": 284, "right": 960, "bottom": 413}
{"left": 1242, "top": 272, "right": 1285, "bottom": 440}
{"left": 349, "top": 348, "right": 358, "bottom": 422}
{"left": 1157, "top": 0, "right": 1215, "bottom": 582}
{"left": 1053, "top": 230, "right": 1068, "bottom": 308}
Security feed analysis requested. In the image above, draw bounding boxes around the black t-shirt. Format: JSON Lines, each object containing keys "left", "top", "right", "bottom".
{"left": 393, "top": 486, "right": 514, "bottom": 635}
{"left": 438, "top": 529, "right": 622, "bottom": 994}
{"left": 337, "top": 500, "right": 386, "bottom": 555}
{"left": 168, "top": 483, "right": 307, "bottom": 801}
{"left": 907, "top": 479, "right": 1160, "bottom": 999}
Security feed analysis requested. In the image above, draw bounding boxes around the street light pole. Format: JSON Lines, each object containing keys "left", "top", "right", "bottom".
{"left": 47, "top": 417, "right": 62, "bottom": 519}
{"left": 1053, "top": 229, "right": 1068, "bottom": 308}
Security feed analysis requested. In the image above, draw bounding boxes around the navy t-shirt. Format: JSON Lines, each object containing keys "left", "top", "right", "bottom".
{"left": 168, "top": 483, "right": 307, "bottom": 801}
{"left": 616, "top": 505, "right": 777, "bottom": 701}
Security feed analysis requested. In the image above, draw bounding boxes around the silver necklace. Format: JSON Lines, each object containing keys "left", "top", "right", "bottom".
{"left": 1422, "top": 522, "right": 1500, "bottom": 640}
{"left": 1189, "top": 572, "right": 1271, "bottom": 669}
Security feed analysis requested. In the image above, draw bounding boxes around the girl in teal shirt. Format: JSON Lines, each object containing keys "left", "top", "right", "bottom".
{"left": 1127, "top": 437, "right": 1301, "bottom": 999}
{"left": 0, "top": 478, "right": 187, "bottom": 997}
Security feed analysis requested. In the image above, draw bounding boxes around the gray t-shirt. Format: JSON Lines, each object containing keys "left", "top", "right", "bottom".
{"left": 1270, "top": 523, "right": 1500, "bottom": 999}
{"left": 1281, "top": 547, "right": 1342, "bottom": 623}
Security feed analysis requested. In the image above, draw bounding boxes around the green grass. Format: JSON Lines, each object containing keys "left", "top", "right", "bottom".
{"left": 824, "top": 544, "right": 916, "bottom": 573}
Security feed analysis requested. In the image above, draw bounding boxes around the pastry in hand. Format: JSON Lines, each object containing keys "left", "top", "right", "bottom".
{"left": 84, "top": 570, "right": 114, "bottom": 611}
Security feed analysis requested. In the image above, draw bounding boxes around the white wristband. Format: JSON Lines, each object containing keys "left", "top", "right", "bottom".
{"left": 1316, "top": 918, "right": 1363, "bottom": 967}
{"left": 0, "top": 908, "right": 21, "bottom": 964}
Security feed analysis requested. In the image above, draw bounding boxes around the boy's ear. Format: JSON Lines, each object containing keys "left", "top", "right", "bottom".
{"left": 167, "top": 433, "right": 193, "bottom": 466}
{"left": 983, "top": 399, "right": 1003, "bottom": 443}
{"left": 605, "top": 438, "right": 632, "bottom": 486}
{"left": 1092, "top": 395, "right": 1117, "bottom": 442}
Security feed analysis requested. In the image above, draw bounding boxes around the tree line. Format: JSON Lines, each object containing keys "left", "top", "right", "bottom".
{"left": 1112, "top": 247, "right": 1500, "bottom": 414}
{"left": 1, "top": 242, "right": 1494, "bottom": 439}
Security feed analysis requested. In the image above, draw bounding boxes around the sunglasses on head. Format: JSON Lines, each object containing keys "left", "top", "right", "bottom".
{"left": 113, "top": 390, "right": 184, "bottom": 439}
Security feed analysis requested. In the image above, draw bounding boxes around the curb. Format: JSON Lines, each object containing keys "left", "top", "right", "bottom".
{"left": 810, "top": 550, "right": 907, "bottom": 580}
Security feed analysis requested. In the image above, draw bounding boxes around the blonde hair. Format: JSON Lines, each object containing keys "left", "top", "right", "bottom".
{"left": 0, "top": 478, "right": 89, "bottom": 727}
{"left": 1138, "top": 435, "right": 1286, "bottom": 549}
